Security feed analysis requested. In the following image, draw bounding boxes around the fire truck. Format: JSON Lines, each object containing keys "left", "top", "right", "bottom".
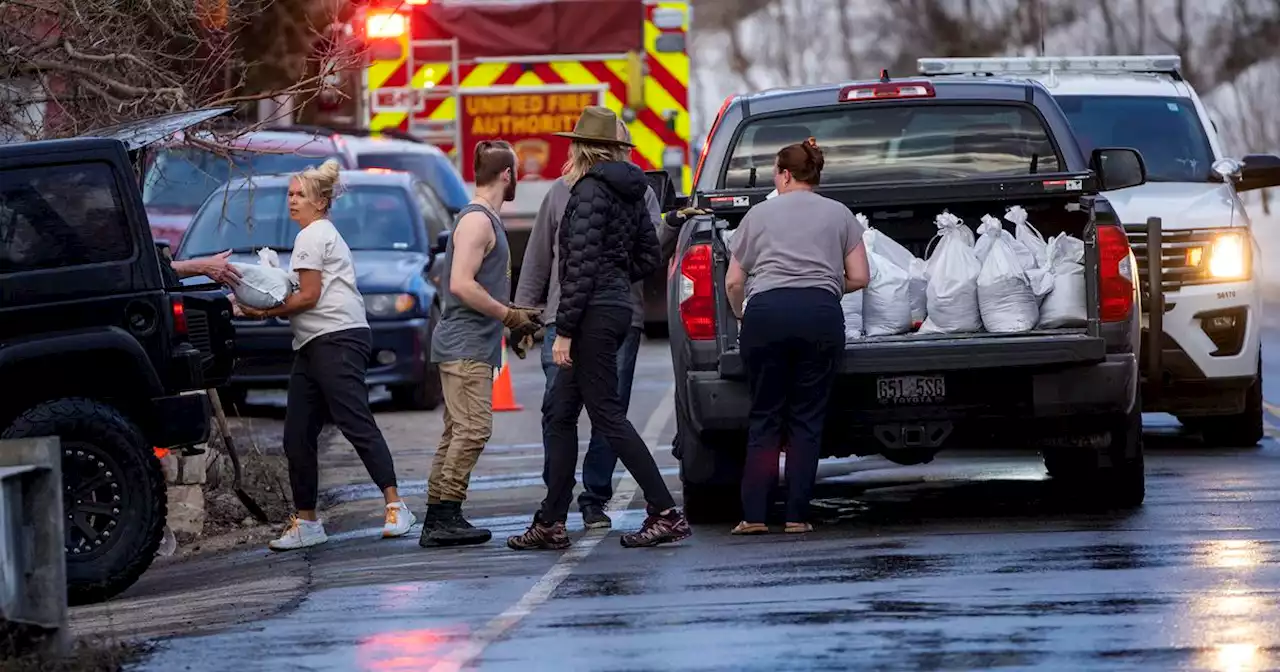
{"left": 339, "top": 0, "right": 693, "bottom": 334}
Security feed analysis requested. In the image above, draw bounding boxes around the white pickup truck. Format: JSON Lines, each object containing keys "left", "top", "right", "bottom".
{"left": 920, "top": 55, "right": 1280, "bottom": 446}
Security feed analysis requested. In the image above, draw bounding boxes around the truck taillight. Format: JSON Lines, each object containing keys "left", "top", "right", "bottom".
{"left": 1098, "top": 225, "right": 1135, "bottom": 322}
{"left": 172, "top": 296, "right": 189, "bottom": 336}
{"left": 678, "top": 244, "right": 715, "bottom": 340}
{"left": 366, "top": 10, "right": 406, "bottom": 39}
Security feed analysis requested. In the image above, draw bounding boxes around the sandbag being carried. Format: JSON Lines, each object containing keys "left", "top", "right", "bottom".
{"left": 863, "top": 223, "right": 927, "bottom": 326}
{"left": 919, "top": 212, "right": 982, "bottom": 334}
{"left": 230, "top": 248, "right": 295, "bottom": 310}
{"left": 1006, "top": 205, "right": 1047, "bottom": 267}
{"left": 977, "top": 226, "right": 1039, "bottom": 333}
{"left": 1036, "top": 233, "right": 1088, "bottom": 328}
{"left": 861, "top": 224, "right": 913, "bottom": 337}
{"left": 974, "top": 215, "right": 1038, "bottom": 271}
{"left": 841, "top": 290, "right": 864, "bottom": 342}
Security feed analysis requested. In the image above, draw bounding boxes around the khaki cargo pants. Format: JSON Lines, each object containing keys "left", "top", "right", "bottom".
{"left": 428, "top": 359, "right": 495, "bottom": 503}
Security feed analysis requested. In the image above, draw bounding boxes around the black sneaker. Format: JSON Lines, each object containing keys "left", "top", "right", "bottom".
{"left": 507, "top": 514, "right": 571, "bottom": 550}
{"left": 416, "top": 503, "right": 447, "bottom": 547}
{"left": 620, "top": 509, "right": 692, "bottom": 548}
{"left": 423, "top": 501, "right": 492, "bottom": 547}
{"left": 580, "top": 503, "right": 612, "bottom": 529}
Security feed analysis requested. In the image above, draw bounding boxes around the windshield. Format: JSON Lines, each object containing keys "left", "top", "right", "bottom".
{"left": 180, "top": 184, "right": 420, "bottom": 257}
{"left": 1054, "top": 95, "right": 1214, "bottom": 183}
{"left": 142, "top": 147, "right": 339, "bottom": 211}
{"left": 723, "top": 103, "right": 1061, "bottom": 188}
{"left": 357, "top": 152, "right": 470, "bottom": 212}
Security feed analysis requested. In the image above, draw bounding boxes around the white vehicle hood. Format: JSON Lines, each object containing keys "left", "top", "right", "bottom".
{"left": 1102, "top": 182, "right": 1245, "bottom": 230}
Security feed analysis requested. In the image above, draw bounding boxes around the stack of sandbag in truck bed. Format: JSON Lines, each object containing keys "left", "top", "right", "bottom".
{"left": 1036, "top": 231, "right": 1088, "bottom": 328}
{"left": 857, "top": 213, "right": 927, "bottom": 338}
{"left": 919, "top": 211, "right": 982, "bottom": 334}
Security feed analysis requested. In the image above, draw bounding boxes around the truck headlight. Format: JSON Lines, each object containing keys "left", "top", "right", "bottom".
{"left": 365, "top": 293, "right": 416, "bottom": 317}
{"left": 1207, "top": 232, "right": 1248, "bottom": 280}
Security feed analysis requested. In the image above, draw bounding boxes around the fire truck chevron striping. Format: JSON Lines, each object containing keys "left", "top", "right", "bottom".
{"left": 357, "top": 0, "right": 692, "bottom": 195}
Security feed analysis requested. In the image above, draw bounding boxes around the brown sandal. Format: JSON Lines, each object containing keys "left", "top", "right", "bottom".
{"left": 731, "top": 522, "right": 769, "bottom": 535}
{"left": 785, "top": 522, "right": 813, "bottom": 534}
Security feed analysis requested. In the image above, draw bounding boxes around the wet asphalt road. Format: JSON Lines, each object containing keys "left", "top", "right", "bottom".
{"left": 74, "top": 315, "right": 1280, "bottom": 671}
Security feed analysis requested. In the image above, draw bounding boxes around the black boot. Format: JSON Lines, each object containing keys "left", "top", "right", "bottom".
{"left": 416, "top": 503, "right": 447, "bottom": 548}
{"left": 424, "top": 501, "right": 492, "bottom": 547}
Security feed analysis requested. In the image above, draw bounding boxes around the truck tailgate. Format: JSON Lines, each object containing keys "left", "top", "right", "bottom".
{"left": 719, "top": 329, "right": 1105, "bottom": 378}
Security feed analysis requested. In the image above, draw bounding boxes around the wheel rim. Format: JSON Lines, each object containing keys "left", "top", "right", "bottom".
{"left": 62, "top": 442, "right": 127, "bottom": 560}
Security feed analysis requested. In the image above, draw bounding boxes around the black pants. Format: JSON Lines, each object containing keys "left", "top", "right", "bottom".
{"left": 540, "top": 304, "right": 676, "bottom": 523}
{"left": 739, "top": 288, "right": 843, "bottom": 524}
{"left": 283, "top": 327, "right": 398, "bottom": 511}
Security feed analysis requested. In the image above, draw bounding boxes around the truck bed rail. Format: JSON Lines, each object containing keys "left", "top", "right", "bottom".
{"left": 719, "top": 329, "right": 1105, "bottom": 377}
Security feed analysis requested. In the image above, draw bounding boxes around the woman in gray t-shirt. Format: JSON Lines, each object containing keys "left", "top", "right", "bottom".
{"left": 725, "top": 138, "right": 870, "bottom": 535}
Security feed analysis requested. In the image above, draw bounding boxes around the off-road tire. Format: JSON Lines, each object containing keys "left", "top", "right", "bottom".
{"left": 1183, "top": 360, "right": 1264, "bottom": 448}
{"left": 393, "top": 304, "right": 444, "bottom": 411}
{"left": 2, "top": 398, "right": 166, "bottom": 606}
{"left": 680, "top": 431, "right": 746, "bottom": 525}
{"left": 1043, "top": 399, "right": 1145, "bottom": 509}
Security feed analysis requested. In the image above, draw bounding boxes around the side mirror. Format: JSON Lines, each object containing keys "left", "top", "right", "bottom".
{"left": 1091, "top": 147, "right": 1147, "bottom": 191}
{"left": 431, "top": 229, "right": 451, "bottom": 256}
{"left": 1236, "top": 154, "right": 1280, "bottom": 192}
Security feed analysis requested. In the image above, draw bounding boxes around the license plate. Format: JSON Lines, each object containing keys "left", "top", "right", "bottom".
{"left": 876, "top": 375, "right": 946, "bottom": 404}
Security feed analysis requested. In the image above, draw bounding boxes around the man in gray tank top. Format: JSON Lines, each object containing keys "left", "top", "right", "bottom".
{"left": 422, "top": 140, "right": 542, "bottom": 548}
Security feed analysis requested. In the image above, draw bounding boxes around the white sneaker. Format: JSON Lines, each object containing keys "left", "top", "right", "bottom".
{"left": 268, "top": 516, "right": 328, "bottom": 552}
{"left": 383, "top": 502, "right": 417, "bottom": 538}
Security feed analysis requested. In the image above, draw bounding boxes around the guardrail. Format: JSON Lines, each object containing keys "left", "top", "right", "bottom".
{"left": 0, "top": 437, "right": 67, "bottom": 658}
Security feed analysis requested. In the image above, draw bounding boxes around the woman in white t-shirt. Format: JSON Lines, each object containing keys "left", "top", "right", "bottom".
{"left": 236, "top": 159, "right": 416, "bottom": 551}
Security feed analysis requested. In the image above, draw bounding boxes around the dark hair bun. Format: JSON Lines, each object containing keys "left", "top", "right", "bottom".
{"left": 776, "top": 137, "right": 824, "bottom": 186}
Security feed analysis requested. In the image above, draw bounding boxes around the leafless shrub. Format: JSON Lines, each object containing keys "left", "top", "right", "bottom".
{"left": 0, "top": 0, "right": 359, "bottom": 142}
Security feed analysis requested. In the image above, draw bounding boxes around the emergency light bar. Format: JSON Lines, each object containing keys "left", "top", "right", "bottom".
{"left": 917, "top": 55, "right": 1182, "bottom": 78}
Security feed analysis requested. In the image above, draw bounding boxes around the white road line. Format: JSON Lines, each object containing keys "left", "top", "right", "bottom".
{"left": 429, "top": 383, "right": 677, "bottom": 672}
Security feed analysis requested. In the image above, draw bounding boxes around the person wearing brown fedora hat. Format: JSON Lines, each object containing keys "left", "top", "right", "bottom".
{"left": 508, "top": 106, "right": 692, "bottom": 550}
{"left": 514, "top": 114, "right": 697, "bottom": 536}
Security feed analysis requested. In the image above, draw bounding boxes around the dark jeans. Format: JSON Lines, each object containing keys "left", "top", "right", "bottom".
{"left": 739, "top": 288, "right": 843, "bottom": 524}
{"left": 283, "top": 327, "right": 398, "bottom": 511}
{"left": 539, "top": 304, "right": 675, "bottom": 523}
{"left": 541, "top": 323, "right": 643, "bottom": 509}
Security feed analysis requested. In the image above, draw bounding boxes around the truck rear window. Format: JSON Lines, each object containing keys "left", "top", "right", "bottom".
{"left": 723, "top": 104, "right": 1061, "bottom": 188}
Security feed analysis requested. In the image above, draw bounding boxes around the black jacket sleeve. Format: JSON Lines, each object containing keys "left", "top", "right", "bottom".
{"left": 555, "top": 178, "right": 604, "bottom": 338}
{"left": 629, "top": 199, "right": 662, "bottom": 281}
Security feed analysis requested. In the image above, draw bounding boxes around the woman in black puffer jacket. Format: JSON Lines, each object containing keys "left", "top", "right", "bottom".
{"left": 508, "top": 107, "right": 692, "bottom": 551}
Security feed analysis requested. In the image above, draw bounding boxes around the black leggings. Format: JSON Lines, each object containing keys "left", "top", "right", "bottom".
{"left": 283, "top": 327, "right": 398, "bottom": 511}
{"left": 739, "top": 288, "right": 843, "bottom": 524}
{"left": 539, "top": 304, "right": 676, "bottom": 523}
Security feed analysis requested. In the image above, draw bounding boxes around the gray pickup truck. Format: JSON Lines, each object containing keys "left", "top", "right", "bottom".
{"left": 667, "top": 74, "right": 1154, "bottom": 523}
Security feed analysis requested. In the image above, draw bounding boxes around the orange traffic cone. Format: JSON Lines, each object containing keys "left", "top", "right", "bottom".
{"left": 492, "top": 336, "right": 522, "bottom": 412}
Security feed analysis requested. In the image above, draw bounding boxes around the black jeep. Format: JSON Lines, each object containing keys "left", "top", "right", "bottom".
{"left": 0, "top": 109, "right": 236, "bottom": 605}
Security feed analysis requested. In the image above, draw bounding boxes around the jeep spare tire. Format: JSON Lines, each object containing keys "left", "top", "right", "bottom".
{"left": 2, "top": 398, "right": 167, "bottom": 605}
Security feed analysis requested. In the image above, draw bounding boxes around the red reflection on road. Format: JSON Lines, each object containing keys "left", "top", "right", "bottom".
{"left": 357, "top": 627, "right": 466, "bottom": 671}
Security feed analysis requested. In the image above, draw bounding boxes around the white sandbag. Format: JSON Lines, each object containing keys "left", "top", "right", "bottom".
{"left": 1036, "top": 233, "right": 1088, "bottom": 328}
{"left": 862, "top": 245, "right": 913, "bottom": 337}
{"left": 977, "top": 234, "right": 1039, "bottom": 333}
{"left": 919, "top": 214, "right": 982, "bottom": 334}
{"left": 974, "top": 215, "right": 1038, "bottom": 271}
{"left": 1005, "top": 205, "right": 1047, "bottom": 266}
{"left": 863, "top": 225, "right": 927, "bottom": 326}
{"left": 230, "top": 247, "right": 295, "bottom": 310}
{"left": 841, "top": 290, "right": 864, "bottom": 341}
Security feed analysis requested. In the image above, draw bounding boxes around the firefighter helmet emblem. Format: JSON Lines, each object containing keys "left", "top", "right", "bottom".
{"left": 514, "top": 139, "right": 550, "bottom": 181}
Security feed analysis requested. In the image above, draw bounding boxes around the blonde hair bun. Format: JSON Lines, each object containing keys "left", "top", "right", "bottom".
{"left": 294, "top": 158, "right": 345, "bottom": 211}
